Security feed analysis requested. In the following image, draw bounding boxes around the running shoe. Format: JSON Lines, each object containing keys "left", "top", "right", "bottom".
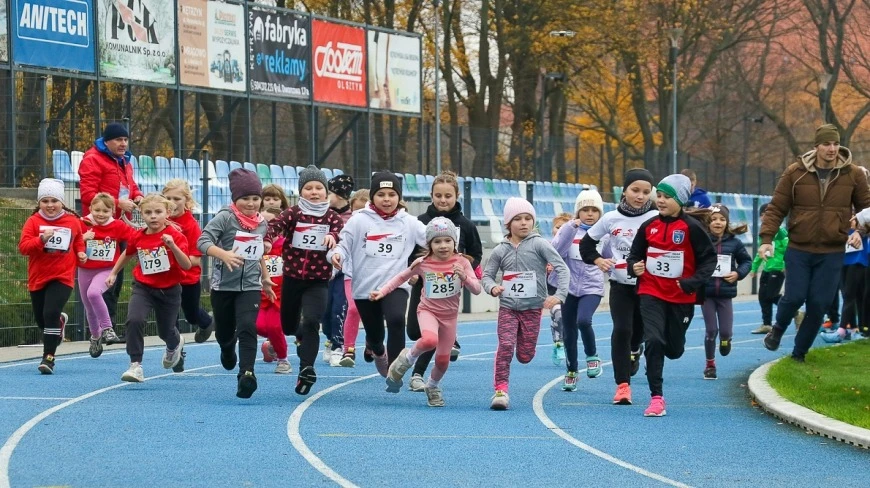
{"left": 386, "top": 348, "right": 413, "bottom": 393}
{"left": 363, "top": 345, "right": 374, "bottom": 363}
{"left": 172, "top": 350, "right": 186, "bottom": 373}
{"left": 373, "top": 351, "right": 389, "bottom": 378}
{"left": 408, "top": 373, "right": 425, "bottom": 392}
{"left": 194, "top": 321, "right": 215, "bottom": 343}
{"left": 630, "top": 345, "right": 643, "bottom": 376}
{"left": 261, "top": 341, "right": 276, "bottom": 363}
{"left": 121, "top": 362, "right": 144, "bottom": 382}
{"left": 89, "top": 335, "right": 103, "bottom": 358}
{"left": 59, "top": 312, "right": 67, "bottom": 343}
{"left": 643, "top": 396, "right": 667, "bottom": 417}
{"left": 329, "top": 349, "right": 342, "bottom": 367}
{"left": 425, "top": 386, "right": 445, "bottom": 407}
{"left": 38, "top": 354, "right": 55, "bottom": 375}
{"left": 295, "top": 366, "right": 317, "bottom": 395}
{"left": 275, "top": 359, "right": 292, "bottom": 374}
{"left": 490, "top": 390, "right": 510, "bottom": 410}
{"left": 703, "top": 365, "right": 717, "bottom": 380}
{"left": 236, "top": 370, "right": 258, "bottom": 399}
{"left": 450, "top": 344, "right": 461, "bottom": 362}
{"left": 763, "top": 327, "right": 784, "bottom": 351}
{"left": 613, "top": 382, "right": 632, "bottom": 405}
{"left": 719, "top": 339, "right": 732, "bottom": 357}
{"left": 586, "top": 355, "right": 602, "bottom": 378}
{"left": 339, "top": 347, "right": 356, "bottom": 368}
{"left": 162, "top": 336, "right": 185, "bottom": 369}
{"left": 751, "top": 325, "right": 772, "bottom": 334}
{"left": 322, "top": 341, "right": 332, "bottom": 364}
{"left": 821, "top": 320, "right": 835, "bottom": 330}
{"left": 562, "top": 371, "right": 578, "bottom": 391}
{"left": 552, "top": 342, "right": 565, "bottom": 366}
{"left": 102, "top": 327, "right": 121, "bottom": 345}
{"left": 221, "top": 347, "right": 238, "bottom": 371}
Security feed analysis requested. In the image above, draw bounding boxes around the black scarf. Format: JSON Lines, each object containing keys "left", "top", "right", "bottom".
{"left": 617, "top": 197, "right": 653, "bottom": 217}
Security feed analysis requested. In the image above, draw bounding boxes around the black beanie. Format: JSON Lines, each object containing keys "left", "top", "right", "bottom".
{"left": 623, "top": 168, "right": 655, "bottom": 191}
{"left": 329, "top": 174, "right": 355, "bottom": 200}
{"left": 229, "top": 168, "right": 263, "bottom": 202}
{"left": 370, "top": 171, "right": 402, "bottom": 200}
{"left": 102, "top": 123, "right": 129, "bottom": 141}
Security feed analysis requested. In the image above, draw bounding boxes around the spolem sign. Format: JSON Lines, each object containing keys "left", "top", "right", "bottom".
{"left": 12, "top": 0, "right": 95, "bottom": 72}
{"left": 311, "top": 19, "right": 366, "bottom": 107}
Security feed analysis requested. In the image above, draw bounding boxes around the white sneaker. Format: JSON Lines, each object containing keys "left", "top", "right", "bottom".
{"left": 162, "top": 335, "right": 185, "bottom": 369}
{"left": 385, "top": 348, "right": 413, "bottom": 392}
{"left": 329, "top": 349, "right": 342, "bottom": 367}
{"left": 274, "top": 359, "right": 292, "bottom": 374}
{"left": 490, "top": 390, "right": 510, "bottom": 410}
{"left": 121, "top": 362, "right": 144, "bottom": 383}
{"left": 322, "top": 341, "right": 332, "bottom": 363}
{"left": 408, "top": 373, "right": 425, "bottom": 392}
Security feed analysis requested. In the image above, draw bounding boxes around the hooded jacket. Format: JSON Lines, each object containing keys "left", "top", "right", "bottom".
{"left": 481, "top": 232, "right": 569, "bottom": 311}
{"left": 761, "top": 147, "right": 870, "bottom": 254}
{"left": 197, "top": 208, "right": 268, "bottom": 292}
{"left": 704, "top": 232, "right": 752, "bottom": 299}
{"left": 549, "top": 222, "right": 607, "bottom": 297}
{"left": 78, "top": 139, "right": 143, "bottom": 218}
{"left": 416, "top": 202, "right": 483, "bottom": 268}
{"left": 686, "top": 188, "right": 711, "bottom": 208}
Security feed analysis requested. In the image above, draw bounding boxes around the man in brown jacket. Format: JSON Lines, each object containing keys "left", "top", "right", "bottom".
{"left": 758, "top": 124, "right": 869, "bottom": 361}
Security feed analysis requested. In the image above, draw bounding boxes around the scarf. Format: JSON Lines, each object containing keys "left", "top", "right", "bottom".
{"left": 84, "top": 213, "right": 115, "bottom": 227}
{"left": 299, "top": 198, "right": 330, "bottom": 217}
{"left": 369, "top": 202, "right": 399, "bottom": 220}
{"left": 580, "top": 223, "right": 593, "bottom": 231}
{"left": 229, "top": 203, "right": 263, "bottom": 231}
{"left": 39, "top": 209, "right": 65, "bottom": 221}
{"left": 332, "top": 203, "right": 350, "bottom": 215}
{"left": 617, "top": 197, "right": 653, "bottom": 217}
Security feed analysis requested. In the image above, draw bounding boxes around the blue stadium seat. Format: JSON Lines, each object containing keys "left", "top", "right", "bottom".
{"left": 154, "top": 156, "right": 171, "bottom": 186}
{"left": 471, "top": 198, "right": 486, "bottom": 221}
{"left": 283, "top": 166, "right": 299, "bottom": 196}
{"left": 186, "top": 159, "right": 202, "bottom": 185}
{"left": 333, "top": 168, "right": 343, "bottom": 176}
{"left": 417, "top": 174, "right": 430, "bottom": 196}
{"left": 424, "top": 175, "right": 434, "bottom": 187}
{"left": 322, "top": 168, "right": 334, "bottom": 180}
{"left": 216, "top": 160, "right": 230, "bottom": 186}
{"left": 490, "top": 198, "right": 506, "bottom": 217}
{"left": 170, "top": 158, "right": 187, "bottom": 180}
{"left": 270, "top": 165, "right": 284, "bottom": 188}
{"left": 130, "top": 155, "right": 140, "bottom": 186}
{"left": 242, "top": 162, "right": 256, "bottom": 173}
{"left": 52, "top": 150, "right": 77, "bottom": 183}
{"left": 70, "top": 151, "right": 84, "bottom": 177}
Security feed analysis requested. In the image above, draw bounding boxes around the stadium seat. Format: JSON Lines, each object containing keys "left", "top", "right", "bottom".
{"left": 170, "top": 158, "right": 187, "bottom": 180}
{"left": 186, "top": 159, "right": 202, "bottom": 185}
{"left": 137, "top": 155, "right": 159, "bottom": 186}
{"left": 484, "top": 178, "right": 497, "bottom": 196}
{"left": 417, "top": 174, "right": 431, "bottom": 196}
{"left": 322, "top": 168, "right": 334, "bottom": 180}
{"left": 269, "top": 165, "right": 284, "bottom": 188}
{"left": 154, "top": 156, "right": 171, "bottom": 185}
{"left": 257, "top": 163, "right": 272, "bottom": 184}
{"left": 216, "top": 160, "right": 230, "bottom": 185}
{"left": 52, "top": 150, "right": 77, "bottom": 183}
{"left": 130, "top": 155, "right": 140, "bottom": 186}
{"left": 282, "top": 166, "right": 299, "bottom": 196}
{"left": 70, "top": 151, "right": 84, "bottom": 177}
{"left": 228, "top": 161, "right": 242, "bottom": 172}
{"left": 333, "top": 168, "right": 344, "bottom": 176}
{"left": 242, "top": 162, "right": 256, "bottom": 173}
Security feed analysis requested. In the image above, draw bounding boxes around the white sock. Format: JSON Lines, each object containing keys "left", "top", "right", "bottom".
{"left": 427, "top": 377, "right": 441, "bottom": 388}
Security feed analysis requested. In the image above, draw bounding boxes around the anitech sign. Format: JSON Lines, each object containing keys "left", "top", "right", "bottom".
{"left": 311, "top": 19, "right": 366, "bottom": 107}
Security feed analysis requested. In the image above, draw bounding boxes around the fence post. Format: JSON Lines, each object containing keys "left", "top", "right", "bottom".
{"left": 598, "top": 145, "right": 604, "bottom": 191}
{"left": 463, "top": 179, "right": 473, "bottom": 314}
{"left": 526, "top": 181, "right": 534, "bottom": 205}
{"left": 751, "top": 196, "right": 759, "bottom": 295}
{"left": 40, "top": 76, "right": 47, "bottom": 180}
{"left": 458, "top": 126, "right": 463, "bottom": 175}
{"left": 575, "top": 137, "right": 580, "bottom": 182}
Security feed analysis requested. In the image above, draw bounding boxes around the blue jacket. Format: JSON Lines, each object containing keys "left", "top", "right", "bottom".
{"left": 704, "top": 232, "right": 752, "bottom": 299}
{"left": 686, "top": 188, "right": 711, "bottom": 208}
{"left": 843, "top": 229, "right": 869, "bottom": 267}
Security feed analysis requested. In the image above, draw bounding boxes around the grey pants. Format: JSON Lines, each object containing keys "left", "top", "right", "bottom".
{"left": 126, "top": 281, "right": 182, "bottom": 363}
{"left": 701, "top": 296, "right": 734, "bottom": 360}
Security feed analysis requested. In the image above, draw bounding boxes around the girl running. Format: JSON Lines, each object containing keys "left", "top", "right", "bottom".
{"left": 258, "top": 206, "right": 291, "bottom": 374}
{"left": 701, "top": 204, "right": 751, "bottom": 379}
{"left": 547, "top": 213, "right": 572, "bottom": 366}
{"left": 198, "top": 169, "right": 273, "bottom": 398}
{"left": 19, "top": 178, "right": 86, "bottom": 374}
{"left": 550, "top": 191, "right": 607, "bottom": 390}
{"left": 482, "top": 198, "right": 569, "bottom": 410}
{"left": 626, "top": 174, "right": 716, "bottom": 417}
{"left": 79, "top": 192, "right": 134, "bottom": 358}
{"left": 579, "top": 168, "right": 658, "bottom": 405}
{"left": 749, "top": 203, "right": 788, "bottom": 334}
{"left": 338, "top": 189, "right": 369, "bottom": 367}
{"left": 331, "top": 172, "right": 427, "bottom": 375}
{"left": 822, "top": 216, "right": 868, "bottom": 343}
{"left": 322, "top": 174, "right": 356, "bottom": 366}
{"left": 265, "top": 165, "right": 343, "bottom": 395}
{"left": 374, "top": 218, "right": 481, "bottom": 406}
{"left": 106, "top": 194, "right": 191, "bottom": 383}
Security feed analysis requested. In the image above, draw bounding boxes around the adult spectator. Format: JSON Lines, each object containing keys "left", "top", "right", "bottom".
{"left": 758, "top": 123, "right": 870, "bottom": 361}
{"left": 680, "top": 169, "right": 711, "bottom": 208}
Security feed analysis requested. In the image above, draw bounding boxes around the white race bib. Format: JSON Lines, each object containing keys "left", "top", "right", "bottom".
{"left": 233, "top": 231, "right": 264, "bottom": 260}
{"left": 138, "top": 247, "right": 171, "bottom": 275}
{"left": 424, "top": 272, "right": 461, "bottom": 299}
{"left": 502, "top": 271, "right": 536, "bottom": 298}
{"left": 569, "top": 237, "right": 582, "bottom": 260}
{"left": 292, "top": 224, "right": 329, "bottom": 251}
{"left": 86, "top": 239, "right": 117, "bottom": 262}
{"left": 647, "top": 247, "right": 684, "bottom": 278}
{"left": 611, "top": 255, "right": 636, "bottom": 285}
{"left": 712, "top": 254, "right": 732, "bottom": 278}
{"left": 365, "top": 232, "right": 404, "bottom": 258}
{"left": 265, "top": 255, "right": 283, "bottom": 277}
{"left": 40, "top": 226, "right": 71, "bottom": 251}
{"left": 846, "top": 238, "right": 864, "bottom": 253}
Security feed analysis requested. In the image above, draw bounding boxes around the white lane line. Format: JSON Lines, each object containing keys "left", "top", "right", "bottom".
{"left": 319, "top": 433, "right": 558, "bottom": 440}
{"left": 0, "top": 397, "right": 74, "bottom": 401}
{"left": 0, "top": 365, "right": 218, "bottom": 488}
{"left": 0, "top": 343, "right": 214, "bottom": 369}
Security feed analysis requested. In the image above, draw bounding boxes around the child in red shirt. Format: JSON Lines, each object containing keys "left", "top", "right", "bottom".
{"left": 18, "top": 179, "right": 86, "bottom": 374}
{"left": 106, "top": 194, "right": 192, "bottom": 383}
{"left": 258, "top": 206, "right": 291, "bottom": 374}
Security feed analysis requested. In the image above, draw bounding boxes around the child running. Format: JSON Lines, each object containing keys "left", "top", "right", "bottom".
{"left": 550, "top": 191, "right": 607, "bottom": 390}
{"left": 338, "top": 189, "right": 369, "bottom": 367}
{"left": 482, "top": 198, "right": 569, "bottom": 410}
{"left": 18, "top": 178, "right": 86, "bottom": 374}
{"left": 373, "top": 218, "right": 481, "bottom": 406}
{"left": 331, "top": 172, "right": 426, "bottom": 375}
{"left": 579, "top": 168, "right": 658, "bottom": 405}
{"left": 79, "top": 192, "right": 134, "bottom": 358}
{"left": 266, "top": 165, "right": 343, "bottom": 395}
{"left": 547, "top": 213, "right": 572, "bottom": 366}
{"left": 750, "top": 203, "right": 788, "bottom": 334}
{"left": 198, "top": 169, "right": 273, "bottom": 398}
{"left": 322, "top": 174, "right": 356, "bottom": 366}
{"left": 626, "top": 174, "right": 716, "bottom": 417}
{"left": 106, "top": 194, "right": 191, "bottom": 382}
{"left": 822, "top": 217, "right": 868, "bottom": 342}
{"left": 258, "top": 206, "right": 291, "bottom": 373}
{"left": 701, "top": 204, "right": 751, "bottom": 379}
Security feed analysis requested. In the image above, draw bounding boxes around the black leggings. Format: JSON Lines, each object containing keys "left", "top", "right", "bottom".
{"left": 281, "top": 279, "right": 328, "bottom": 368}
{"left": 180, "top": 282, "right": 212, "bottom": 331}
{"left": 840, "top": 264, "right": 865, "bottom": 328}
{"left": 609, "top": 283, "right": 644, "bottom": 386}
{"left": 356, "top": 288, "right": 409, "bottom": 364}
{"left": 757, "top": 271, "right": 784, "bottom": 325}
{"left": 30, "top": 280, "right": 72, "bottom": 357}
{"left": 211, "top": 290, "right": 260, "bottom": 373}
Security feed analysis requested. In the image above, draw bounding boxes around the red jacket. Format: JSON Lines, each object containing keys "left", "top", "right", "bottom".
{"left": 78, "top": 144, "right": 143, "bottom": 219}
{"left": 265, "top": 206, "right": 343, "bottom": 281}
{"left": 19, "top": 212, "right": 86, "bottom": 291}
{"left": 79, "top": 217, "right": 136, "bottom": 269}
{"left": 169, "top": 211, "right": 203, "bottom": 285}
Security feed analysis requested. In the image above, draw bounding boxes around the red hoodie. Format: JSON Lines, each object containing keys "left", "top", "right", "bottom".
{"left": 79, "top": 217, "right": 135, "bottom": 269}
{"left": 78, "top": 145, "right": 143, "bottom": 219}
{"left": 19, "top": 212, "right": 86, "bottom": 291}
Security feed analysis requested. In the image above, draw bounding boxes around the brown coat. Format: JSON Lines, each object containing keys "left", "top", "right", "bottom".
{"left": 761, "top": 147, "right": 870, "bottom": 254}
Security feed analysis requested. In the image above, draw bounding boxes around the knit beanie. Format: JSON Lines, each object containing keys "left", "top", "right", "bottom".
{"left": 102, "top": 123, "right": 129, "bottom": 141}
{"left": 425, "top": 217, "right": 458, "bottom": 248}
{"left": 328, "top": 174, "right": 355, "bottom": 200}
{"left": 38, "top": 178, "right": 65, "bottom": 204}
{"left": 657, "top": 174, "right": 692, "bottom": 207}
{"left": 370, "top": 171, "right": 402, "bottom": 200}
{"left": 228, "top": 168, "right": 263, "bottom": 202}
{"left": 298, "top": 165, "right": 328, "bottom": 191}
{"left": 814, "top": 124, "right": 840, "bottom": 146}
{"left": 503, "top": 197, "right": 536, "bottom": 228}
{"left": 710, "top": 203, "right": 730, "bottom": 225}
{"left": 574, "top": 189, "right": 604, "bottom": 215}
{"left": 623, "top": 168, "right": 655, "bottom": 191}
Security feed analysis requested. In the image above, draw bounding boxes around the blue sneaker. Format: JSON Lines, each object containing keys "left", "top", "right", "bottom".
{"left": 821, "top": 330, "right": 850, "bottom": 343}
{"left": 586, "top": 355, "right": 603, "bottom": 378}
{"left": 552, "top": 342, "right": 565, "bottom": 366}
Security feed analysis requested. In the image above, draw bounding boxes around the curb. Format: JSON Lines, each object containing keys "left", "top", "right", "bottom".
{"left": 748, "top": 357, "right": 870, "bottom": 450}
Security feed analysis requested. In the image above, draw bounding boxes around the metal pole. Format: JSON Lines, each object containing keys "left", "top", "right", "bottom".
{"left": 671, "top": 50, "right": 678, "bottom": 174}
{"left": 741, "top": 118, "right": 749, "bottom": 194}
{"left": 751, "top": 196, "right": 759, "bottom": 295}
{"left": 462, "top": 180, "right": 472, "bottom": 313}
{"left": 434, "top": 0, "right": 442, "bottom": 174}
{"left": 537, "top": 77, "right": 547, "bottom": 181}
{"left": 40, "top": 76, "right": 47, "bottom": 180}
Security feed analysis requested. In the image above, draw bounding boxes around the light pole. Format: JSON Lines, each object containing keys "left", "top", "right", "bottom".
{"left": 434, "top": 0, "right": 442, "bottom": 174}
{"left": 818, "top": 72, "right": 832, "bottom": 124}
{"left": 537, "top": 72, "right": 565, "bottom": 181}
{"left": 668, "top": 28, "right": 683, "bottom": 174}
{"left": 741, "top": 115, "right": 764, "bottom": 194}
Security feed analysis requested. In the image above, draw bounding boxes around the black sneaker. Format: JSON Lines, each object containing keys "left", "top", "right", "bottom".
{"left": 629, "top": 344, "right": 644, "bottom": 376}
{"left": 38, "top": 355, "right": 55, "bottom": 374}
{"left": 763, "top": 328, "right": 784, "bottom": 351}
{"left": 363, "top": 346, "right": 374, "bottom": 363}
{"left": 703, "top": 365, "right": 717, "bottom": 380}
{"left": 89, "top": 336, "right": 104, "bottom": 358}
{"left": 221, "top": 348, "right": 238, "bottom": 370}
{"left": 790, "top": 354, "right": 805, "bottom": 363}
{"left": 860, "top": 325, "right": 870, "bottom": 338}
{"left": 236, "top": 370, "right": 258, "bottom": 398}
{"left": 194, "top": 321, "right": 215, "bottom": 343}
{"left": 295, "top": 366, "right": 317, "bottom": 395}
{"left": 172, "top": 350, "right": 186, "bottom": 373}
{"left": 719, "top": 339, "right": 732, "bottom": 357}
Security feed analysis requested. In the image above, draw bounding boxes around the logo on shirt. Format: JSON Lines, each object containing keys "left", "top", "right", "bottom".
{"left": 650, "top": 228, "right": 659, "bottom": 235}
{"left": 672, "top": 230, "right": 685, "bottom": 245}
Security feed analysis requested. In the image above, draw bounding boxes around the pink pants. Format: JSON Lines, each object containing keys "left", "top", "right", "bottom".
{"left": 342, "top": 279, "right": 362, "bottom": 351}
{"left": 256, "top": 306, "right": 288, "bottom": 360}
{"left": 410, "top": 309, "right": 457, "bottom": 382}
{"left": 77, "top": 267, "right": 113, "bottom": 338}
{"left": 494, "top": 307, "right": 542, "bottom": 392}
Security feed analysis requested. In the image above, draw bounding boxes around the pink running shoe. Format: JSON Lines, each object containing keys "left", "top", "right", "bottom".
{"left": 261, "top": 341, "right": 276, "bottom": 363}
{"left": 373, "top": 351, "right": 389, "bottom": 378}
{"left": 643, "top": 395, "right": 667, "bottom": 417}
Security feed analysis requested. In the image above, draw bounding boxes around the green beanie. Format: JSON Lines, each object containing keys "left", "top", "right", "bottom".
{"left": 814, "top": 124, "right": 840, "bottom": 146}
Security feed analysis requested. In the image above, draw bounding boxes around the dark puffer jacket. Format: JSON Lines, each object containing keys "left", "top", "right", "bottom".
{"left": 704, "top": 232, "right": 752, "bottom": 299}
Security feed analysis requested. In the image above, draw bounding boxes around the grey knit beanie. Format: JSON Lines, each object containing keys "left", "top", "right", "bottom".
{"left": 657, "top": 174, "right": 692, "bottom": 207}
{"left": 425, "top": 217, "right": 458, "bottom": 248}
{"left": 298, "top": 165, "right": 328, "bottom": 191}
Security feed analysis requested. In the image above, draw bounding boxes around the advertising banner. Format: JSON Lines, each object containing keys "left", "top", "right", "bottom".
{"left": 367, "top": 31, "right": 420, "bottom": 113}
{"left": 11, "top": 0, "right": 95, "bottom": 72}
{"left": 248, "top": 7, "right": 309, "bottom": 99}
{"left": 98, "top": 0, "right": 175, "bottom": 83}
{"left": 0, "top": 2, "right": 7, "bottom": 62}
{"left": 311, "top": 19, "right": 366, "bottom": 107}
{"left": 178, "top": 0, "right": 246, "bottom": 92}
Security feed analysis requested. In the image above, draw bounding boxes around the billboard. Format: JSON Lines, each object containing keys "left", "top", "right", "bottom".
{"left": 0, "top": 1, "right": 7, "bottom": 62}
{"left": 179, "top": 0, "right": 246, "bottom": 92}
{"left": 248, "top": 7, "right": 309, "bottom": 99}
{"left": 311, "top": 19, "right": 366, "bottom": 107}
{"left": 11, "top": 0, "right": 95, "bottom": 72}
{"left": 98, "top": 0, "right": 176, "bottom": 83}
{"left": 367, "top": 31, "right": 421, "bottom": 113}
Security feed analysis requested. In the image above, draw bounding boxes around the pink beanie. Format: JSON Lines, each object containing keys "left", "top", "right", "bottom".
{"left": 503, "top": 197, "right": 536, "bottom": 228}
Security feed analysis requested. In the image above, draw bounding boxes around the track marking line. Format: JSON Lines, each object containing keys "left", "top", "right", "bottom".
{"left": 0, "top": 342, "right": 214, "bottom": 369}
{"left": 319, "top": 433, "right": 559, "bottom": 440}
{"left": 0, "top": 397, "right": 75, "bottom": 401}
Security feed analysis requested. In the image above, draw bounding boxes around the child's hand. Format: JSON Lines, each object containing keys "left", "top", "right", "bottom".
{"left": 370, "top": 290, "right": 384, "bottom": 301}
{"left": 723, "top": 271, "right": 739, "bottom": 283}
{"left": 452, "top": 263, "right": 466, "bottom": 281}
{"left": 77, "top": 252, "right": 87, "bottom": 264}
{"left": 262, "top": 277, "right": 277, "bottom": 302}
{"left": 595, "top": 257, "right": 615, "bottom": 273}
{"left": 757, "top": 244, "right": 773, "bottom": 261}
{"left": 264, "top": 241, "right": 273, "bottom": 254}
{"left": 82, "top": 230, "right": 95, "bottom": 241}
{"left": 491, "top": 286, "right": 504, "bottom": 297}
{"left": 408, "top": 275, "right": 419, "bottom": 285}
{"left": 632, "top": 261, "right": 645, "bottom": 276}
{"left": 847, "top": 232, "right": 862, "bottom": 249}
{"left": 105, "top": 273, "right": 117, "bottom": 288}
{"left": 323, "top": 234, "right": 337, "bottom": 249}
{"left": 543, "top": 296, "right": 561, "bottom": 309}
{"left": 40, "top": 228, "right": 54, "bottom": 242}
{"left": 219, "top": 249, "right": 244, "bottom": 272}
{"left": 161, "top": 234, "right": 176, "bottom": 247}
{"left": 546, "top": 263, "right": 554, "bottom": 274}
{"left": 331, "top": 254, "right": 342, "bottom": 270}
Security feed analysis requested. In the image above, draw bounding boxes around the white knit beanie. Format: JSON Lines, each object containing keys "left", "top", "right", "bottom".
{"left": 574, "top": 189, "right": 604, "bottom": 215}
{"left": 38, "top": 178, "right": 65, "bottom": 204}
{"left": 503, "top": 197, "right": 536, "bottom": 229}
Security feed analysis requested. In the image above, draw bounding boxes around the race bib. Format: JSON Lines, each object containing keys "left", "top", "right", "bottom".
{"left": 647, "top": 247, "right": 684, "bottom": 278}
{"left": 265, "top": 255, "right": 283, "bottom": 277}
{"left": 138, "top": 247, "right": 170, "bottom": 275}
{"left": 292, "top": 224, "right": 329, "bottom": 251}
{"left": 846, "top": 238, "right": 864, "bottom": 253}
{"left": 40, "top": 226, "right": 71, "bottom": 251}
{"left": 365, "top": 232, "right": 404, "bottom": 258}
{"left": 502, "top": 271, "right": 536, "bottom": 298}
{"left": 569, "top": 237, "right": 582, "bottom": 260}
{"left": 611, "top": 255, "right": 636, "bottom": 285}
{"left": 86, "top": 239, "right": 117, "bottom": 262}
{"left": 424, "top": 272, "right": 461, "bottom": 299}
{"left": 712, "top": 254, "right": 732, "bottom": 278}
{"left": 233, "top": 231, "right": 264, "bottom": 260}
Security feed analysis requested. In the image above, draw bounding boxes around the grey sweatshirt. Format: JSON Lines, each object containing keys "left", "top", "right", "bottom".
{"left": 482, "top": 232, "right": 569, "bottom": 311}
{"left": 197, "top": 209, "right": 267, "bottom": 292}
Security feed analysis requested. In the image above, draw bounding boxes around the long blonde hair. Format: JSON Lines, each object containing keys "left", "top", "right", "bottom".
{"left": 162, "top": 178, "right": 197, "bottom": 211}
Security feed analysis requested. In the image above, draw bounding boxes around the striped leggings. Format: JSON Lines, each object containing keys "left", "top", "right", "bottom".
{"left": 494, "top": 307, "right": 542, "bottom": 392}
